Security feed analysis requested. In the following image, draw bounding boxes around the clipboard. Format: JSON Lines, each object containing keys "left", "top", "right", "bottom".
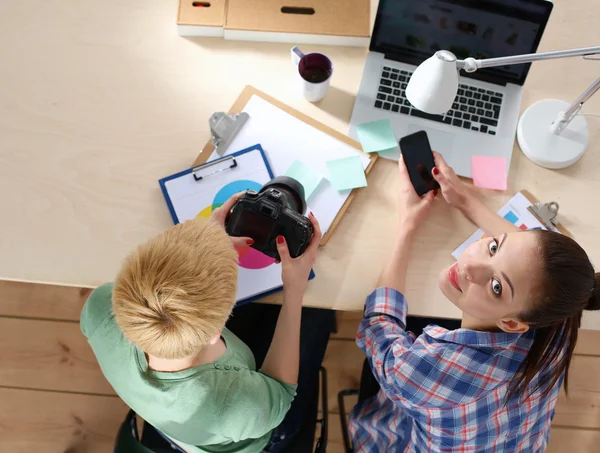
{"left": 520, "top": 190, "right": 571, "bottom": 237}
{"left": 192, "top": 86, "right": 378, "bottom": 245}
{"left": 159, "top": 145, "right": 275, "bottom": 225}
{"left": 159, "top": 144, "right": 314, "bottom": 306}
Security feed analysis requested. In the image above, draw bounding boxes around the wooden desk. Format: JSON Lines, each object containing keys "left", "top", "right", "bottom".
{"left": 0, "top": 1, "right": 599, "bottom": 329}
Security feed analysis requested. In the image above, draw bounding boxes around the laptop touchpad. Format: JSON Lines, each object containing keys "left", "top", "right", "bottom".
{"left": 407, "top": 124, "right": 455, "bottom": 162}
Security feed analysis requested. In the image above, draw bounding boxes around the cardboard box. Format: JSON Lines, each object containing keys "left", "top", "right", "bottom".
{"left": 224, "top": 0, "right": 370, "bottom": 47}
{"left": 177, "top": 0, "right": 227, "bottom": 37}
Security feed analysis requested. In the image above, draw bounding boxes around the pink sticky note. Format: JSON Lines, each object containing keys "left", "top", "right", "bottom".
{"left": 471, "top": 156, "right": 507, "bottom": 191}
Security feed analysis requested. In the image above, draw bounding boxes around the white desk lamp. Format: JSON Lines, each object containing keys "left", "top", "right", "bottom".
{"left": 406, "top": 47, "right": 600, "bottom": 169}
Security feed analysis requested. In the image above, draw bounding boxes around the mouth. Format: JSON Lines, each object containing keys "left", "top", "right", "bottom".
{"left": 448, "top": 263, "right": 462, "bottom": 292}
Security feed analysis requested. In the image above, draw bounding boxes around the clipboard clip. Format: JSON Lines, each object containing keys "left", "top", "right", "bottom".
{"left": 528, "top": 201, "right": 560, "bottom": 230}
{"left": 209, "top": 112, "right": 249, "bottom": 156}
{"left": 192, "top": 155, "right": 238, "bottom": 181}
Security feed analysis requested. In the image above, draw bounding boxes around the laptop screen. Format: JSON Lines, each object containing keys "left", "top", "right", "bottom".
{"left": 371, "top": 0, "right": 553, "bottom": 86}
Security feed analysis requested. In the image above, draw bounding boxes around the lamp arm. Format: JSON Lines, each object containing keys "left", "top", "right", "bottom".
{"left": 550, "top": 75, "right": 600, "bottom": 134}
{"left": 457, "top": 46, "right": 600, "bottom": 72}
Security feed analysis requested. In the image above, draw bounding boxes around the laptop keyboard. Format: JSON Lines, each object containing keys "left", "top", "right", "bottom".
{"left": 375, "top": 66, "right": 503, "bottom": 135}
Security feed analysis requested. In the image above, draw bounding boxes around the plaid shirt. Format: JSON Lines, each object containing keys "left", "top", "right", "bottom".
{"left": 348, "top": 288, "right": 563, "bottom": 453}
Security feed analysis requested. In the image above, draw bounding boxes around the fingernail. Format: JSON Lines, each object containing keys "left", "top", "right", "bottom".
{"left": 309, "top": 211, "right": 314, "bottom": 217}
{"left": 277, "top": 235, "right": 284, "bottom": 244}
{"left": 246, "top": 239, "right": 254, "bottom": 245}
{"left": 433, "top": 167, "right": 440, "bottom": 175}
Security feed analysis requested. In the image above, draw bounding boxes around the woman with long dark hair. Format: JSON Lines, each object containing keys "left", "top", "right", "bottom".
{"left": 348, "top": 152, "right": 600, "bottom": 452}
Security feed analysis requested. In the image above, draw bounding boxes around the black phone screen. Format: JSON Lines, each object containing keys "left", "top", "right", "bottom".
{"left": 399, "top": 131, "right": 440, "bottom": 196}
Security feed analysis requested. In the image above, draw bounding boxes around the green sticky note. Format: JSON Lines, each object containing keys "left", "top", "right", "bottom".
{"left": 285, "top": 160, "right": 323, "bottom": 200}
{"left": 326, "top": 156, "right": 368, "bottom": 192}
{"left": 355, "top": 119, "right": 398, "bottom": 153}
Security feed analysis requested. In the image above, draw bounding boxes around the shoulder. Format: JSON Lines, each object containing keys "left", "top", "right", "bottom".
{"left": 80, "top": 283, "right": 115, "bottom": 338}
{"left": 220, "top": 369, "right": 296, "bottom": 406}
{"left": 216, "top": 370, "right": 296, "bottom": 440}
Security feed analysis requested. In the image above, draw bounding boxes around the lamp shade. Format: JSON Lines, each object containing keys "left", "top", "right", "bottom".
{"left": 406, "top": 50, "right": 460, "bottom": 115}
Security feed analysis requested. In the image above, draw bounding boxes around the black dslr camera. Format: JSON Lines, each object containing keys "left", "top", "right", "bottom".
{"left": 226, "top": 176, "right": 314, "bottom": 260}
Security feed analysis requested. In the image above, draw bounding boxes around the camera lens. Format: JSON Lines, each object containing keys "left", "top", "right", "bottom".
{"left": 260, "top": 176, "right": 307, "bottom": 214}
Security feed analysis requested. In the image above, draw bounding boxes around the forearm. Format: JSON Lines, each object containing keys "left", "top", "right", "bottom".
{"left": 357, "top": 288, "right": 414, "bottom": 395}
{"left": 260, "top": 291, "right": 302, "bottom": 385}
{"left": 459, "top": 193, "right": 519, "bottom": 236}
{"left": 377, "top": 228, "right": 416, "bottom": 294}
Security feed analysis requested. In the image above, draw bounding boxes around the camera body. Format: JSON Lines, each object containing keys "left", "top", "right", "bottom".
{"left": 226, "top": 176, "right": 314, "bottom": 260}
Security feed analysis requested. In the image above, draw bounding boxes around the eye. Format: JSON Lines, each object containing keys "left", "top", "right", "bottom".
{"left": 491, "top": 277, "right": 502, "bottom": 296}
{"left": 488, "top": 239, "right": 499, "bottom": 255}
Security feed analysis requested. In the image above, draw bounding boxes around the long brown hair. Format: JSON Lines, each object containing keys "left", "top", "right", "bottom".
{"left": 506, "top": 230, "right": 600, "bottom": 403}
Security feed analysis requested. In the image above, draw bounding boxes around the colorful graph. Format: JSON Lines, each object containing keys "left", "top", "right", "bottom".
{"left": 480, "top": 210, "right": 530, "bottom": 239}
{"left": 197, "top": 180, "right": 275, "bottom": 270}
{"left": 504, "top": 210, "right": 529, "bottom": 231}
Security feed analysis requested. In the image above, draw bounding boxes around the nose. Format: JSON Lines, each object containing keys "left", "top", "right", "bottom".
{"left": 463, "top": 260, "right": 493, "bottom": 285}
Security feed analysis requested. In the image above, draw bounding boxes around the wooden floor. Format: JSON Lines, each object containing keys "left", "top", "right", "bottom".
{"left": 1, "top": 281, "right": 599, "bottom": 453}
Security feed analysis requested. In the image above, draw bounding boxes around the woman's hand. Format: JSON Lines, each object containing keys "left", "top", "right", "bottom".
{"left": 276, "top": 213, "right": 322, "bottom": 298}
{"left": 397, "top": 153, "right": 435, "bottom": 232}
{"left": 431, "top": 152, "right": 471, "bottom": 210}
{"left": 209, "top": 192, "right": 254, "bottom": 248}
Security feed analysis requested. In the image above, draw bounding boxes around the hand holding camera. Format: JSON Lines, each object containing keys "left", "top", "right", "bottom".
{"left": 208, "top": 192, "right": 254, "bottom": 248}
{"left": 276, "top": 212, "right": 321, "bottom": 297}
{"left": 225, "top": 176, "right": 319, "bottom": 297}
{"left": 226, "top": 176, "right": 315, "bottom": 260}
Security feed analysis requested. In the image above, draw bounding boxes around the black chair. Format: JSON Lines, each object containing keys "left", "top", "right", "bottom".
{"left": 337, "top": 389, "right": 358, "bottom": 453}
{"left": 336, "top": 358, "right": 379, "bottom": 453}
{"left": 114, "top": 367, "right": 329, "bottom": 453}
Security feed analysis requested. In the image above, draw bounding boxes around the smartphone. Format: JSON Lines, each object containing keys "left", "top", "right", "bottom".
{"left": 399, "top": 130, "right": 440, "bottom": 196}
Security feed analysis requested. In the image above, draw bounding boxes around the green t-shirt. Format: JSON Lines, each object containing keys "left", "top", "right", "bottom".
{"left": 81, "top": 283, "right": 297, "bottom": 453}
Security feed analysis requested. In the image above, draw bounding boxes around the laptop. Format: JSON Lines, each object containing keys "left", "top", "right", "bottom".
{"left": 349, "top": 0, "right": 553, "bottom": 178}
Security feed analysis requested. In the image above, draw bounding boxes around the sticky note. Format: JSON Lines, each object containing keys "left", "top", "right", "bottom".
{"left": 326, "top": 156, "right": 368, "bottom": 192}
{"left": 471, "top": 156, "right": 508, "bottom": 191}
{"left": 285, "top": 160, "right": 323, "bottom": 200}
{"left": 355, "top": 119, "right": 398, "bottom": 154}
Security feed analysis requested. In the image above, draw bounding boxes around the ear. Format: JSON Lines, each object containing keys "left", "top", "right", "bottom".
{"left": 497, "top": 318, "right": 530, "bottom": 334}
{"left": 209, "top": 331, "right": 222, "bottom": 345}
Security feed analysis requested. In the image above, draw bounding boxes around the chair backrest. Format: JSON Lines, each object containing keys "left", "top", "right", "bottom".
{"left": 114, "top": 410, "right": 157, "bottom": 453}
{"left": 114, "top": 367, "right": 330, "bottom": 453}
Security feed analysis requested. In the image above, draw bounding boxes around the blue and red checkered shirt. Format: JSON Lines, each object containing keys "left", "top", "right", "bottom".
{"left": 348, "top": 287, "right": 563, "bottom": 453}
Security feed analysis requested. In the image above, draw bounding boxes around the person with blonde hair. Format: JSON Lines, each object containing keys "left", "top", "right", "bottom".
{"left": 81, "top": 193, "right": 335, "bottom": 453}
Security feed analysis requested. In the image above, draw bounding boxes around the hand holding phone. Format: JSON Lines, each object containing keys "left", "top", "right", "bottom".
{"left": 399, "top": 131, "right": 440, "bottom": 196}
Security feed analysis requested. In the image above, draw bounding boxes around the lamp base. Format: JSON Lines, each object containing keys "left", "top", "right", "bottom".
{"left": 517, "top": 99, "right": 589, "bottom": 169}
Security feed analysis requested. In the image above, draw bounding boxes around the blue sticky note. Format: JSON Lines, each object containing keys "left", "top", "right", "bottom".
{"left": 355, "top": 119, "right": 398, "bottom": 153}
{"left": 285, "top": 160, "right": 323, "bottom": 200}
{"left": 326, "top": 156, "right": 368, "bottom": 192}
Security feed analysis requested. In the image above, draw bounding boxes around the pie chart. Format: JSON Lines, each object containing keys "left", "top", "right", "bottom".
{"left": 197, "top": 180, "right": 276, "bottom": 270}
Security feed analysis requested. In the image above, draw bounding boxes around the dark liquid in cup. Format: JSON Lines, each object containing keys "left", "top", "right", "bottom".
{"left": 301, "top": 66, "right": 331, "bottom": 83}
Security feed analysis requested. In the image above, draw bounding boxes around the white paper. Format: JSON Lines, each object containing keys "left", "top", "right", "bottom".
{"left": 451, "top": 192, "right": 559, "bottom": 260}
{"left": 209, "top": 95, "right": 372, "bottom": 235}
{"left": 164, "top": 148, "right": 283, "bottom": 303}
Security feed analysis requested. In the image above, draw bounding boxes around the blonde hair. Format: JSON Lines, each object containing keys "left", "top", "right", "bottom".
{"left": 113, "top": 218, "right": 238, "bottom": 359}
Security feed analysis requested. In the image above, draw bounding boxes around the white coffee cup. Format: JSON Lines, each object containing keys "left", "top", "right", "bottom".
{"left": 291, "top": 46, "right": 333, "bottom": 102}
